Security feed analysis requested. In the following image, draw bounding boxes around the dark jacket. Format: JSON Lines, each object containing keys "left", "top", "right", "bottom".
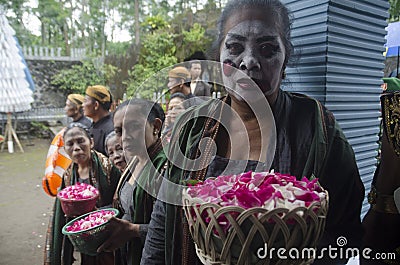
{"left": 141, "top": 90, "right": 364, "bottom": 265}
{"left": 192, "top": 80, "right": 211, "bottom": 97}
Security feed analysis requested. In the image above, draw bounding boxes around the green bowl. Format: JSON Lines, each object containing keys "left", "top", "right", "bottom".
{"left": 62, "top": 208, "right": 119, "bottom": 256}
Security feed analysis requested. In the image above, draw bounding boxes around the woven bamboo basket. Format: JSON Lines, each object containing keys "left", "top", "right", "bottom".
{"left": 182, "top": 188, "right": 329, "bottom": 265}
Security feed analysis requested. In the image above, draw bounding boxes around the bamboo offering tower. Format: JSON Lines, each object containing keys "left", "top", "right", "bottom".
{"left": 0, "top": 11, "right": 34, "bottom": 153}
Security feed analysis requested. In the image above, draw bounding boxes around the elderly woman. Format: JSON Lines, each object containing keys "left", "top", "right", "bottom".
{"left": 105, "top": 131, "right": 127, "bottom": 173}
{"left": 141, "top": 0, "right": 364, "bottom": 265}
{"left": 97, "top": 99, "right": 167, "bottom": 265}
{"left": 45, "top": 124, "right": 121, "bottom": 265}
{"left": 105, "top": 131, "right": 129, "bottom": 265}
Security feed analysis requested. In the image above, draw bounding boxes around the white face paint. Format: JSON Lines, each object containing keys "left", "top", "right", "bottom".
{"left": 220, "top": 17, "right": 286, "bottom": 103}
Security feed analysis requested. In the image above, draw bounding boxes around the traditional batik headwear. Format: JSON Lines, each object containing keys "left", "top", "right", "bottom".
{"left": 86, "top": 85, "right": 111, "bottom": 103}
{"left": 168, "top": 66, "right": 191, "bottom": 82}
{"left": 67, "top": 94, "right": 85, "bottom": 107}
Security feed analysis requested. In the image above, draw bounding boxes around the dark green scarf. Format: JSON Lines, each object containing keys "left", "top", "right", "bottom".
{"left": 47, "top": 151, "right": 121, "bottom": 265}
{"left": 129, "top": 145, "right": 167, "bottom": 265}
{"left": 164, "top": 92, "right": 364, "bottom": 265}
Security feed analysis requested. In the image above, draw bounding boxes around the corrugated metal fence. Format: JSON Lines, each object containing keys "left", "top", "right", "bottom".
{"left": 282, "top": 0, "right": 389, "bottom": 217}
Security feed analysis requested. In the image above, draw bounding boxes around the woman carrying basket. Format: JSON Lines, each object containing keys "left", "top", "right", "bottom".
{"left": 141, "top": 0, "right": 364, "bottom": 264}
{"left": 45, "top": 124, "right": 121, "bottom": 265}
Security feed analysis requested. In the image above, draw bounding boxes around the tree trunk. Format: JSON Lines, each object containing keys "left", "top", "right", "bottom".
{"left": 41, "top": 19, "right": 46, "bottom": 45}
{"left": 62, "top": 23, "right": 70, "bottom": 56}
{"left": 134, "top": 0, "right": 140, "bottom": 61}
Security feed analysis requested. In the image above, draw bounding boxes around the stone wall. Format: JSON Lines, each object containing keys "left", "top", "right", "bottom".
{"left": 26, "top": 59, "right": 81, "bottom": 108}
{"left": 25, "top": 55, "right": 398, "bottom": 108}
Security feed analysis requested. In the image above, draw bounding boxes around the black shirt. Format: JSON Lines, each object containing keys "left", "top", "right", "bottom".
{"left": 70, "top": 115, "right": 92, "bottom": 129}
{"left": 90, "top": 114, "right": 114, "bottom": 156}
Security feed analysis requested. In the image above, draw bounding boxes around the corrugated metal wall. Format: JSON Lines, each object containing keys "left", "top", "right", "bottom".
{"left": 281, "top": 0, "right": 390, "bottom": 217}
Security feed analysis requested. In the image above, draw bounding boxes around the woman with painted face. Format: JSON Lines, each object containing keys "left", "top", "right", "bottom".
{"left": 141, "top": 0, "right": 364, "bottom": 265}
{"left": 97, "top": 99, "right": 167, "bottom": 265}
{"left": 45, "top": 124, "right": 121, "bottom": 265}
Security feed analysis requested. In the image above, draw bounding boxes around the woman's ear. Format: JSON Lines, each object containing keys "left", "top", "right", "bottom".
{"left": 281, "top": 65, "right": 287, "bottom": 79}
{"left": 152, "top": 118, "right": 163, "bottom": 136}
{"left": 90, "top": 137, "right": 94, "bottom": 149}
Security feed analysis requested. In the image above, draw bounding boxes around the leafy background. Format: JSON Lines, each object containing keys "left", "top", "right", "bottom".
{"left": 1, "top": 0, "right": 399, "bottom": 99}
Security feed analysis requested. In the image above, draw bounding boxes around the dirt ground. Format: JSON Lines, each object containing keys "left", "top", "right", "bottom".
{"left": 0, "top": 138, "right": 55, "bottom": 265}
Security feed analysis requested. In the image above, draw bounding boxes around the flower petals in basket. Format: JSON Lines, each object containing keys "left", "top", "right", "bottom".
{"left": 62, "top": 208, "right": 119, "bottom": 256}
{"left": 57, "top": 183, "right": 99, "bottom": 217}
{"left": 182, "top": 171, "right": 329, "bottom": 265}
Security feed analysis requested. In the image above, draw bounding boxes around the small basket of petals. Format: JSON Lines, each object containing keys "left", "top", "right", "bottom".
{"left": 182, "top": 171, "right": 329, "bottom": 265}
{"left": 62, "top": 208, "right": 119, "bottom": 256}
{"left": 57, "top": 183, "right": 99, "bottom": 217}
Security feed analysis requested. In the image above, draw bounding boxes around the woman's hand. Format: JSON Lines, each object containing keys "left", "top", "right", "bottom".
{"left": 97, "top": 217, "right": 139, "bottom": 252}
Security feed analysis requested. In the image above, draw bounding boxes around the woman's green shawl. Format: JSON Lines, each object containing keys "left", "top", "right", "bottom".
{"left": 47, "top": 150, "right": 121, "bottom": 265}
{"left": 128, "top": 149, "right": 167, "bottom": 265}
{"left": 164, "top": 93, "right": 364, "bottom": 265}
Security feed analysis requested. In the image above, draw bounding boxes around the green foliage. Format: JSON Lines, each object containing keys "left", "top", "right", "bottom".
{"left": 12, "top": 24, "right": 41, "bottom": 47}
{"left": 106, "top": 42, "right": 131, "bottom": 56}
{"left": 146, "top": 0, "right": 170, "bottom": 18}
{"left": 179, "top": 22, "right": 212, "bottom": 61}
{"left": 30, "top": 121, "right": 49, "bottom": 130}
{"left": 181, "top": 179, "right": 203, "bottom": 186}
{"left": 1, "top": 1, "right": 40, "bottom": 47}
{"left": 141, "top": 15, "right": 170, "bottom": 33}
{"left": 126, "top": 29, "right": 177, "bottom": 98}
{"left": 389, "top": 0, "right": 400, "bottom": 22}
{"left": 125, "top": 19, "right": 214, "bottom": 98}
{"left": 51, "top": 60, "right": 117, "bottom": 94}
{"left": 30, "top": 121, "right": 50, "bottom": 138}
{"left": 183, "top": 23, "right": 205, "bottom": 43}
{"left": 5, "top": 1, "right": 216, "bottom": 100}
{"left": 34, "top": 0, "right": 69, "bottom": 47}
{"left": 4, "top": 0, "right": 399, "bottom": 103}
{"left": 1, "top": 0, "right": 26, "bottom": 20}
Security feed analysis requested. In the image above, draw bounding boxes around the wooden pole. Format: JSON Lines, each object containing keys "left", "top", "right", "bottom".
{"left": 7, "top": 113, "right": 13, "bottom": 153}
{"left": 0, "top": 113, "right": 24, "bottom": 153}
